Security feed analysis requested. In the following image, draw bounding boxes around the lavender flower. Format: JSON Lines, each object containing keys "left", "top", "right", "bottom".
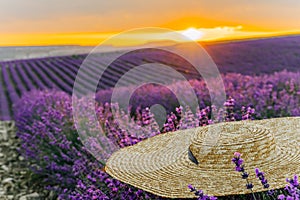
{"left": 232, "top": 152, "right": 256, "bottom": 200}
{"left": 224, "top": 96, "right": 236, "bottom": 122}
{"left": 246, "top": 183, "right": 254, "bottom": 190}
{"left": 188, "top": 184, "right": 217, "bottom": 200}
{"left": 277, "top": 194, "right": 285, "bottom": 200}
{"left": 197, "top": 106, "right": 212, "bottom": 126}
{"left": 255, "top": 168, "right": 270, "bottom": 189}
{"left": 17, "top": 89, "right": 300, "bottom": 199}
{"left": 242, "top": 106, "right": 255, "bottom": 120}
{"left": 231, "top": 152, "right": 245, "bottom": 172}
{"left": 15, "top": 90, "right": 162, "bottom": 199}
{"left": 284, "top": 175, "right": 300, "bottom": 199}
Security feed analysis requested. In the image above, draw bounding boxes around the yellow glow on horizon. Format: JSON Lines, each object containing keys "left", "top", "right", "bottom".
{"left": 0, "top": 27, "right": 299, "bottom": 47}
{"left": 0, "top": 33, "right": 112, "bottom": 46}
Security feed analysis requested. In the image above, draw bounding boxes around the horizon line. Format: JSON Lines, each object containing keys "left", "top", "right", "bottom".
{"left": 0, "top": 29, "right": 300, "bottom": 47}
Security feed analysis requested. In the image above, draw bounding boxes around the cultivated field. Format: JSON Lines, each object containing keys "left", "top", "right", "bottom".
{"left": 1, "top": 35, "right": 300, "bottom": 120}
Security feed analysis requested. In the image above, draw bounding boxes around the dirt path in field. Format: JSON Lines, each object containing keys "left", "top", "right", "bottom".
{"left": 0, "top": 122, "right": 51, "bottom": 200}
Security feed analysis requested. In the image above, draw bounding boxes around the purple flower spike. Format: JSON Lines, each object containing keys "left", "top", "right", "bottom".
{"left": 235, "top": 165, "right": 245, "bottom": 172}
{"left": 234, "top": 152, "right": 241, "bottom": 158}
{"left": 254, "top": 168, "right": 274, "bottom": 196}
{"left": 194, "top": 189, "right": 203, "bottom": 196}
{"left": 284, "top": 174, "right": 300, "bottom": 199}
{"left": 246, "top": 183, "right": 254, "bottom": 190}
{"left": 286, "top": 196, "right": 294, "bottom": 200}
{"left": 188, "top": 184, "right": 196, "bottom": 192}
{"left": 187, "top": 185, "right": 217, "bottom": 199}
{"left": 286, "top": 175, "right": 299, "bottom": 187}
{"left": 232, "top": 152, "right": 245, "bottom": 173}
{"left": 242, "top": 172, "right": 249, "bottom": 179}
{"left": 232, "top": 152, "right": 257, "bottom": 200}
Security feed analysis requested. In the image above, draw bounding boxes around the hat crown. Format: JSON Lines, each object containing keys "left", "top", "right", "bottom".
{"left": 189, "top": 121, "right": 276, "bottom": 169}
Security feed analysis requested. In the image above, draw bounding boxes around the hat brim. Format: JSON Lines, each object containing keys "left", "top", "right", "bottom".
{"left": 105, "top": 117, "right": 300, "bottom": 198}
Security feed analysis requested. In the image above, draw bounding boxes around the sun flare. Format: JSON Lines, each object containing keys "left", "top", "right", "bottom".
{"left": 181, "top": 27, "right": 204, "bottom": 41}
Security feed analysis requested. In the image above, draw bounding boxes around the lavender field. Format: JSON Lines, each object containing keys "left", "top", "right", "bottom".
{"left": 1, "top": 36, "right": 300, "bottom": 199}
{"left": 1, "top": 35, "right": 300, "bottom": 120}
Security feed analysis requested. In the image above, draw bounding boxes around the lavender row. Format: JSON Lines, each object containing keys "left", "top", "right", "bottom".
{"left": 63, "top": 57, "right": 114, "bottom": 91}
{"left": 15, "top": 62, "right": 36, "bottom": 91}
{"left": 35, "top": 60, "right": 73, "bottom": 93}
{"left": 0, "top": 70, "right": 10, "bottom": 120}
{"left": 27, "top": 60, "right": 57, "bottom": 89}
{"left": 54, "top": 58, "right": 107, "bottom": 94}
{"left": 22, "top": 61, "right": 47, "bottom": 89}
{"left": 8, "top": 63, "right": 27, "bottom": 94}
{"left": 1, "top": 65, "right": 19, "bottom": 107}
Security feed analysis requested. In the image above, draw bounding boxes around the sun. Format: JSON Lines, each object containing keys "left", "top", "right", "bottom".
{"left": 181, "top": 27, "right": 204, "bottom": 41}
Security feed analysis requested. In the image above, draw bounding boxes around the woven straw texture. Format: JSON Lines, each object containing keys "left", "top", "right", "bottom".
{"left": 105, "top": 117, "right": 300, "bottom": 198}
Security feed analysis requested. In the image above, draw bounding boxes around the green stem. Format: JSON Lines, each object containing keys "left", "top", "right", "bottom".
{"left": 270, "top": 194, "right": 276, "bottom": 200}
{"left": 246, "top": 178, "right": 257, "bottom": 200}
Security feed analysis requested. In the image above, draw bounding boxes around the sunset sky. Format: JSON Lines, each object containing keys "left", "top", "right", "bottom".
{"left": 1, "top": 0, "right": 300, "bottom": 46}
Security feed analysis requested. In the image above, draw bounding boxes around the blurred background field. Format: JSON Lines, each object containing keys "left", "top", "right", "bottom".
{"left": 1, "top": 35, "right": 300, "bottom": 120}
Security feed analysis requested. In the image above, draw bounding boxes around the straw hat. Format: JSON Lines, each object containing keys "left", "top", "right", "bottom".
{"left": 105, "top": 117, "right": 300, "bottom": 198}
